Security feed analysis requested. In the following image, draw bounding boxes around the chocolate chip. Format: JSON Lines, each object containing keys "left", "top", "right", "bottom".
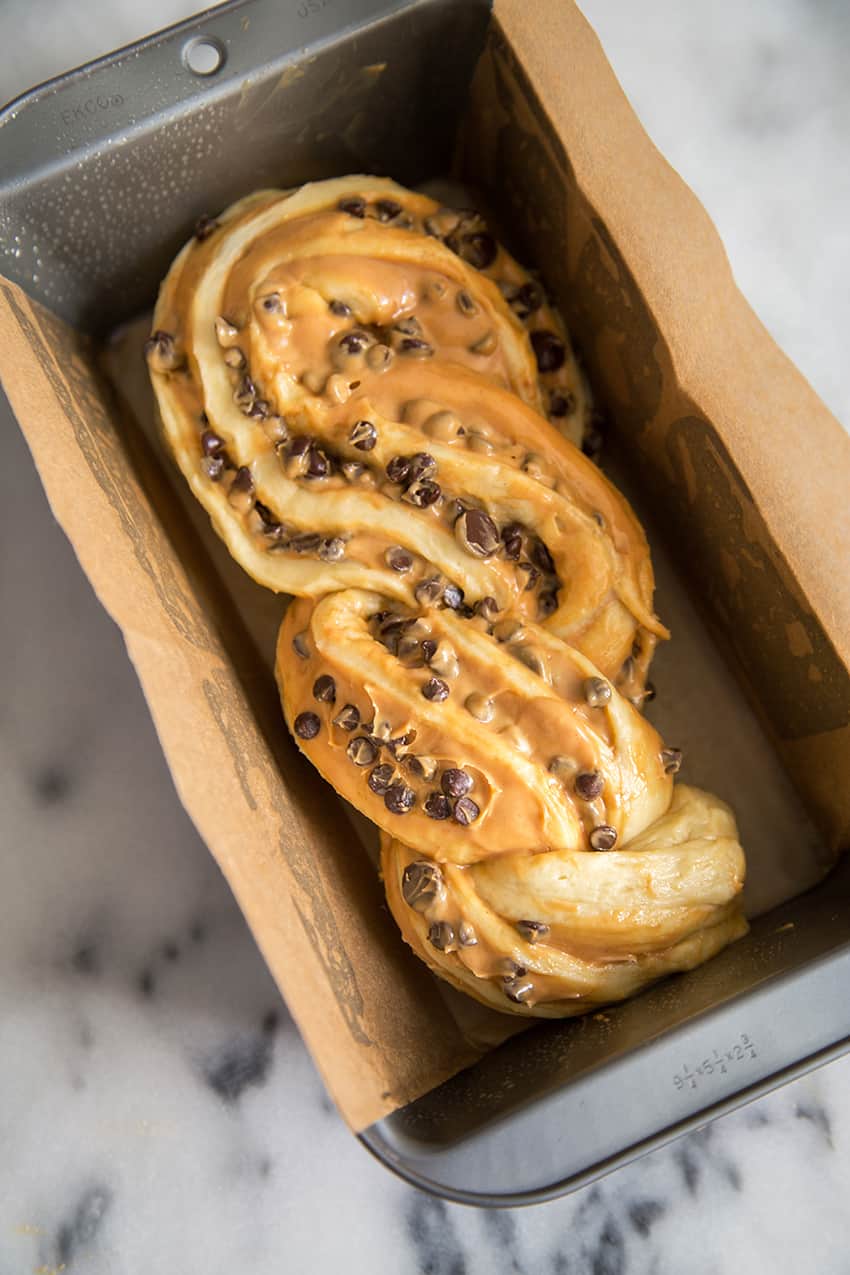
{"left": 503, "top": 975, "right": 535, "bottom": 1004}
{"left": 367, "top": 763, "right": 396, "bottom": 795}
{"left": 341, "top": 461, "right": 366, "bottom": 482}
{"left": 260, "top": 293, "right": 283, "bottom": 313}
{"left": 409, "top": 452, "right": 437, "bottom": 481}
{"left": 290, "top": 531, "right": 322, "bottom": 552}
{"left": 399, "top": 337, "right": 433, "bottom": 357}
{"left": 347, "top": 736, "right": 378, "bottom": 766}
{"left": 144, "top": 330, "right": 183, "bottom": 373}
{"left": 424, "top": 792, "right": 451, "bottom": 820}
{"left": 458, "top": 922, "right": 477, "bottom": 947}
{"left": 318, "top": 537, "right": 346, "bottom": 561}
{"left": 420, "top": 639, "right": 437, "bottom": 663}
{"left": 386, "top": 455, "right": 411, "bottom": 484}
{"left": 441, "top": 768, "right": 472, "bottom": 798}
{"left": 312, "top": 675, "right": 336, "bottom": 704}
{"left": 254, "top": 500, "right": 282, "bottom": 533}
{"left": 366, "top": 343, "right": 394, "bottom": 372}
{"left": 306, "top": 446, "right": 330, "bottom": 479}
{"left": 401, "top": 860, "right": 444, "bottom": 911}
{"left": 590, "top": 824, "right": 618, "bottom": 851}
{"left": 248, "top": 399, "right": 270, "bottom": 420}
{"left": 422, "top": 677, "right": 449, "bottom": 702}
{"left": 584, "top": 677, "right": 612, "bottom": 708}
{"left": 230, "top": 466, "right": 254, "bottom": 495}
{"left": 452, "top": 796, "right": 479, "bottom": 825}
{"left": 294, "top": 712, "right": 320, "bottom": 740}
{"left": 415, "top": 577, "right": 443, "bottom": 605}
{"left": 575, "top": 770, "right": 604, "bottom": 801}
{"left": 456, "top": 289, "right": 479, "bottom": 316}
{"left": 661, "top": 747, "right": 683, "bottom": 775}
{"left": 549, "top": 391, "right": 576, "bottom": 417}
{"left": 531, "top": 540, "right": 555, "bottom": 574}
{"left": 442, "top": 583, "right": 464, "bottom": 610}
{"left": 385, "top": 546, "right": 413, "bottom": 572}
{"left": 403, "top": 479, "right": 441, "bottom": 507}
{"left": 349, "top": 419, "right": 377, "bottom": 451}
{"left": 221, "top": 347, "right": 245, "bottom": 374}
{"left": 201, "top": 455, "right": 224, "bottom": 481}
{"left": 194, "top": 214, "right": 219, "bottom": 240}
{"left": 517, "top": 919, "right": 549, "bottom": 943}
{"left": 234, "top": 374, "right": 256, "bottom": 406}
{"left": 339, "top": 330, "right": 371, "bottom": 355}
{"left": 456, "top": 508, "right": 500, "bottom": 558}
{"left": 384, "top": 782, "right": 415, "bottom": 814}
{"left": 332, "top": 704, "right": 360, "bottom": 731}
{"left": 513, "top": 281, "right": 543, "bottom": 315}
{"left": 338, "top": 195, "right": 366, "bottom": 217}
{"left": 292, "top": 631, "right": 310, "bottom": 660}
{"left": 518, "top": 561, "right": 540, "bottom": 591}
{"left": 375, "top": 198, "right": 402, "bottom": 222}
{"left": 538, "top": 592, "right": 558, "bottom": 619}
{"left": 329, "top": 299, "right": 352, "bottom": 316}
{"left": 428, "top": 921, "right": 456, "bottom": 952}
{"left": 530, "top": 329, "right": 566, "bottom": 373}
{"left": 475, "top": 596, "right": 499, "bottom": 620}
{"left": 450, "top": 231, "right": 497, "bottom": 269}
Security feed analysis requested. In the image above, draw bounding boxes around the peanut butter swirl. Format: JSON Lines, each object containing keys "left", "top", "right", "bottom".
{"left": 147, "top": 176, "right": 747, "bottom": 1016}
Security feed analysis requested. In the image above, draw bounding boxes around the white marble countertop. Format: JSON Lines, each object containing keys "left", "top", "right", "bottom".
{"left": 2, "top": 1, "right": 850, "bottom": 1270}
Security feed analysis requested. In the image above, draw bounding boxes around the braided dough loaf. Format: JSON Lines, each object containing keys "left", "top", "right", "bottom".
{"left": 147, "top": 176, "right": 747, "bottom": 1017}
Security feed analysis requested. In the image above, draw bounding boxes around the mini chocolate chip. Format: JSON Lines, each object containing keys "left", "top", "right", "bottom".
{"left": 531, "top": 540, "right": 555, "bottom": 574}
{"left": 513, "top": 644, "right": 547, "bottom": 678}
{"left": 441, "top": 768, "right": 472, "bottom": 798}
{"left": 223, "top": 346, "right": 246, "bottom": 370}
{"left": 420, "top": 639, "right": 437, "bottom": 663}
{"left": 341, "top": 461, "right": 366, "bottom": 482}
{"left": 661, "top": 747, "right": 683, "bottom": 775}
{"left": 428, "top": 921, "right": 456, "bottom": 952}
{"left": 503, "top": 975, "right": 535, "bottom": 1004}
{"left": 575, "top": 770, "right": 605, "bottom": 801}
{"left": 338, "top": 195, "right": 366, "bottom": 217}
{"left": 518, "top": 561, "right": 540, "bottom": 591}
{"left": 385, "top": 546, "right": 413, "bottom": 572}
{"left": 230, "top": 466, "right": 254, "bottom": 495}
{"left": 366, "top": 343, "right": 394, "bottom": 372}
{"left": 384, "top": 782, "right": 415, "bottom": 814}
{"left": 294, "top": 712, "right": 320, "bottom": 740}
{"left": 144, "top": 330, "right": 183, "bottom": 373}
{"left": 319, "top": 537, "right": 346, "bottom": 561}
{"left": 403, "top": 479, "right": 441, "bottom": 507}
{"left": 514, "top": 281, "right": 543, "bottom": 314}
{"left": 194, "top": 214, "right": 219, "bottom": 240}
{"left": 452, "top": 796, "right": 480, "bottom": 825}
{"left": 292, "top": 631, "right": 310, "bottom": 659}
{"left": 290, "top": 531, "right": 322, "bottom": 552}
{"left": 451, "top": 231, "right": 497, "bottom": 269}
{"left": 312, "top": 674, "right": 336, "bottom": 704}
{"left": 399, "top": 337, "right": 433, "bottom": 357}
{"left": 333, "top": 703, "right": 360, "bottom": 731}
{"left": 517, "top": 919, "right": 549, "bottom": 942}
{"left": 422, "top": 677, "right": 450, "bottom": 702}
{"left": 254, "top": 500, "right": 281, "bottom": 532}
{"left": 260, "top": 293, "right": 283, "bottom": 313}
{"left": 402, "top": 860, "right": 443, "bottom": 911}
{"left": 530, "top": 329, "right": 566, "bottom": 373}
{"left": 456, "top": 508, "right": 500, "bottom": 558}
{"left": 386, "top": 455, "right": 411, "bottom": 484}
{"left": 409, "top": 452, "right": 437, "bottom": 481}
{"left": 349, "top": 419, "right": 377, "bottom": 450}
{"left": 538, "top": 591, "right": 558, "bottom": 619}
{"left": 393, "top": 316, "right": 422, "bottom": 337}
{"left": 442, "top": 583, "right": 464, "bottom": 610}
{"left": 415, "top": 577, "right": 443, "bottom": 605}
{"left": 475, "top": 596, "right": 499, "bottom": 619}
{"left": 456, "top": 289, "right": 479, "bottom": 316}
{"left": 248, "top": 399, "right": 270, "bottom": 420}
{"left": 347, "top": 736, "right": 378, "bottom": 766}
{"left": 368, "top": 763, "right": 396, "bottom": 794}
{"left": 465, "top": 692, "right": 494, "bottom": 722}
{"left": 590, "top": 824, "right": 618, "bottom": 851}
{"left": 549, "top": 391, "right": 576, "bottom": 417}
{"left": 234, "top": 374, "right": 256, "bottom": 406}
{"left": 458, "top": 922, "right": 478, "bottom": 947}
{"left": 306, "top": 446, "right": 330, "bottom": 479}
{"left": 339, "top": 330, "right": 371, "bottom": 355}
{"left": 584, "top": 676, "right": 612, "bottom": 708}
{"left": 375, "top": 197, "right": 402, "bottom": 221}
{"left": 201, "top": 456, "right": 224, "bottom": 481}
{"left": 424, "top": 792, "right": 451, "bottom": 820}
{"left": 329, "top": 299, "right": 352, "bottom": 316}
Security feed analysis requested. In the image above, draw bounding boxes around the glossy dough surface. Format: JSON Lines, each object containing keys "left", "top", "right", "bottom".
{"left": 148, "top": 175, "right": 747, "bottom": 1016}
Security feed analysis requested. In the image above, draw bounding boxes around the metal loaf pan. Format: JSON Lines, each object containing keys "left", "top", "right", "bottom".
{"left": 2, "top": 0, "right": 850, "bottom": 1206}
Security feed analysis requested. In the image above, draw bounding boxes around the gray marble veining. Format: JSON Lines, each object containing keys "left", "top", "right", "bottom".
{"left": 2, "top": 1, "right": 850, "bottom": 1271}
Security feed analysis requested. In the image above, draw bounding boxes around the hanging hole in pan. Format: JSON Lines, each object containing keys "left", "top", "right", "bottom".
{"left": 183, "top": 36, "right": 226, "bottom": 77}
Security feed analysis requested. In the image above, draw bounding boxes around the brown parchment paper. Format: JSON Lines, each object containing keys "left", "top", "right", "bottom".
{"left": 2, "top": 0, "right": 850, "bottom": 1130}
